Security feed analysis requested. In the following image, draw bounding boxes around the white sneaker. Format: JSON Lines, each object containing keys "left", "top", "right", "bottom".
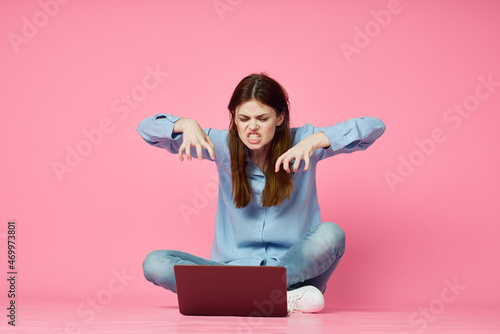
{"left": 287, "top": 285, "right": 325, "bottom": 313}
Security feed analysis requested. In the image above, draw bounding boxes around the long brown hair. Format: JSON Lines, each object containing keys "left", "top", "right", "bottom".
{"left": 228, "top": 73, "right": 294, "bottom": 208}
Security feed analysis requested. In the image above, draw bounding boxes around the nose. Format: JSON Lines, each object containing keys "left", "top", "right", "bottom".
{"left": 249, "top": 119, "right": 259, "bottom": 130}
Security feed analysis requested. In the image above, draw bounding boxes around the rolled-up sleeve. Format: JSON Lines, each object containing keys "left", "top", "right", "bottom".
{"left": 137, "top": 114, "right": 182, "bottom": 147}
{"left": 313, "top": 116, "right": 386, "bottom": 160}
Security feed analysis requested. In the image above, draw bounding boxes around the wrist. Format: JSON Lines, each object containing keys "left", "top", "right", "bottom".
{"left": 314, "top": 132, "right": 330, "bottom": 149}
{"left": 173, "top": 118, "right": 190, "bottom": 133}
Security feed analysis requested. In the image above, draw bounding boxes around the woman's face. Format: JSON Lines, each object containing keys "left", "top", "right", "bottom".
{"left": 234, "top": 99, "right": 284, "bottom": 156}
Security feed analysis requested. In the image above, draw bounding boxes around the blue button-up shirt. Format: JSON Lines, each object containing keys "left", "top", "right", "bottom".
{"left": 137, "top": 114, "right": 385, "bottom": 266}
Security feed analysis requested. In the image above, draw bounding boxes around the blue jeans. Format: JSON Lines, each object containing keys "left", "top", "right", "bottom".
{"left": 142, "top": 222, "right": 345, "bottom": 293}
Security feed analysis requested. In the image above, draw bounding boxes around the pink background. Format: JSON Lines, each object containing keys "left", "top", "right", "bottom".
{"left": 1, "top": 0, "right": 499, "bottom": 312}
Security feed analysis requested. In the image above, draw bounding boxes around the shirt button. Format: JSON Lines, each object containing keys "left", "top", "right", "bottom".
{"left": 258, "top": 228, "right": 262, "bottom": 232}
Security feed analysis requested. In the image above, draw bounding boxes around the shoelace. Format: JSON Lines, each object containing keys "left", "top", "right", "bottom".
{"left": 287, "top": 292, "right": 303, "bottom": 313}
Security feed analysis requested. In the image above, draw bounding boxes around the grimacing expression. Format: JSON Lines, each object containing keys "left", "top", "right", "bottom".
{"left": 234, "top": 100, "right": 284, "bottom": 154}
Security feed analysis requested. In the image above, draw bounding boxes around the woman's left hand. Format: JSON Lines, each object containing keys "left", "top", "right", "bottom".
{"left": 275, "top": 132, "right": 330, "bottom": 173}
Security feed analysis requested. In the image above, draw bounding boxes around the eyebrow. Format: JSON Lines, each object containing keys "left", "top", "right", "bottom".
{"left": 238, "top": 113, "right": 270, "bottom": 118}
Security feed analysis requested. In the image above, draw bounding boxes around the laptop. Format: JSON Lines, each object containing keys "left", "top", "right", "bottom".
{"left": 174, "top": 265, "right": 288, "bottom": 317}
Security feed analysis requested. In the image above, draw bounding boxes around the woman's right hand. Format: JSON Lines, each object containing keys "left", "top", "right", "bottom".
{"left": 174, "top": 118, "right": 215, "bottom": 161}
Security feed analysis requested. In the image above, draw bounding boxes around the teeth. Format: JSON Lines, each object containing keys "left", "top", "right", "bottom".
{"left": 249, "top": 134, "right": 260, "bottom": 139}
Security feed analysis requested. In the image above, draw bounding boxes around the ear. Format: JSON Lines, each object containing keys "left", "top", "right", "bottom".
{"left": 276, "top": 111, "right": 285, "bottom": 126}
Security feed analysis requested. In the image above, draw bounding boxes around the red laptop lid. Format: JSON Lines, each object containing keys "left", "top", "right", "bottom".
{"left": 174, "top": 265, "right": 288, "bottom": 317}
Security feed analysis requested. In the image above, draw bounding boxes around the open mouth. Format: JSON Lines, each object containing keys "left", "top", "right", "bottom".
{"left": 248, "top": 133, "right": 261, "bottom": 144}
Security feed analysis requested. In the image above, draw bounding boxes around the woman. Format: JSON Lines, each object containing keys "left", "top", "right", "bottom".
{"left": 138, "top": 73, "right": 386, "bottom": 313}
